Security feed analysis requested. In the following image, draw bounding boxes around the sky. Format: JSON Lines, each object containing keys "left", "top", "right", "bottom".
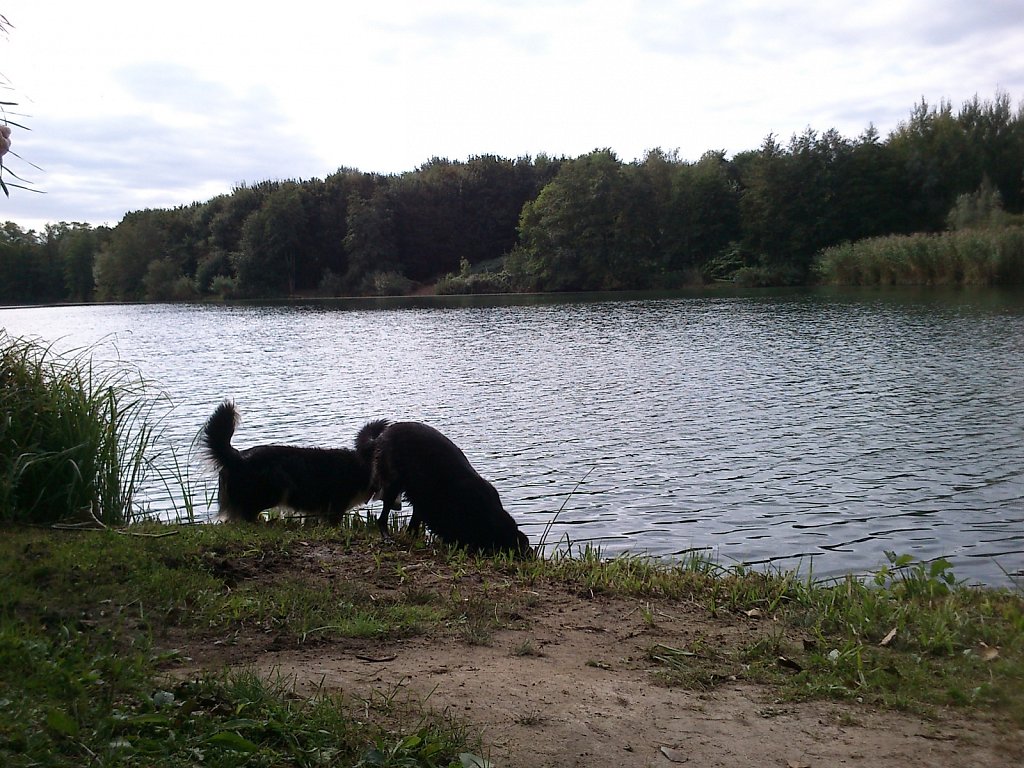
{"left": 1, "top": 0, "right": 1022, "bottom": 233}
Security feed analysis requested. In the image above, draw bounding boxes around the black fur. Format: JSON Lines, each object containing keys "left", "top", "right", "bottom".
{"left": 202, "top": 400, "right": 388, "bottom": 524}
{"left": 372, "top": 421, "right": 532, "bottom": 557}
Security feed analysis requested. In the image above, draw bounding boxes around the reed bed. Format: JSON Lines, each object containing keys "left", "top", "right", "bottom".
{"left": 815, "top": 226, "right": 1024, "bottom": 286}
{"left": 0, "top": 331, "right": 157, "bottom": 525}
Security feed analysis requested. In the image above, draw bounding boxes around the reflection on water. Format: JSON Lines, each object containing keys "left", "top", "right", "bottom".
{"left": 3, "top": 288, "right": 1023, "bottom": 586}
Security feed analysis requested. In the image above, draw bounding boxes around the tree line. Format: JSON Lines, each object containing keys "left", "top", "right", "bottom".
{"left": 2, "top": 92, "right": 1023, "bottom": 304}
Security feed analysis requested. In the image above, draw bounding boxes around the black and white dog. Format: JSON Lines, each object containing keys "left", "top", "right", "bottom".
{"left": 372, "top": 421, "right": 532, "bottom": 557}
{"left": 202, "top": 401, "right": 387, "bottom": 524}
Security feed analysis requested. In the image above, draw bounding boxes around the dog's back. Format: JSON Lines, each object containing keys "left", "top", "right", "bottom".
{"left": 373, "top": 421, "right": 530, "bottom": 555}
{"left": 202, "top": 402, "right": 388, "bottom": 524}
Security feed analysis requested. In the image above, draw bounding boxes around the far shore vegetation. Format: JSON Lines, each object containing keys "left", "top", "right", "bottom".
{"left": 2, "top": 332, "right": 1023, "bottom": 766}
{"left": 3, "top": 92, "right": 1024, "bottom": 306}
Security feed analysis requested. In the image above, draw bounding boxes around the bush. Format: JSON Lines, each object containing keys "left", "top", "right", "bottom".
{"left": 209, "top": 274, "right": 239, "bottom": 299}
{"left": 367, "top": 270, "right": 414, "bottom": 296}
{"left": 435, "top": 271, "right": 512, "bottom": 295}
{"left": 318, "top": 267, "right": 346, "bottom": 297}
{"left": 0, "top": 332, "right": 156, "bottom": 524}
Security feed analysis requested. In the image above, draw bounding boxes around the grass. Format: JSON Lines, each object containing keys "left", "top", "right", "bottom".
{"left": 814, "top": 225, "right": 1024, "bottom": 286}
{"left": 1, "top": 520, "right": 1021, "bottom": 768}
{"left": 0, "top": 635, "right": 473, "bottom": 768}
{"left": 1, "top": 331, "right": 158, "bottom": 526}
{"left": 0, "top": 521, "right": 488, "bottom": 767}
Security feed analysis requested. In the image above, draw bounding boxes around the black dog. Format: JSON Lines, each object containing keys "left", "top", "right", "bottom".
{"left": 202, "top": 401, "right": 388, "bottom": 524}
{"left": 372, "top": 421, "right": 532, "bottom": 556}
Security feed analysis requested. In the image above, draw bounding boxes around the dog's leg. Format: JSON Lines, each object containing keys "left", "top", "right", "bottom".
{"left": 376, "top": 485, "right": 402, "bottom": 537}
{"left": 408, "top": 506, "right": 423, "bottom": 536}
{"left": 376, "top": 502, "right": 391, "bottom": 537}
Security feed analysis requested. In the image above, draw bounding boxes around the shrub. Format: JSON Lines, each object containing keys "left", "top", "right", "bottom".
{"left": 209, "top": 274, "right": 239, "bottom": 299}
{"left": 367, "top": 270, "right": 414, "bottom": 296}
{"left": 435, "top": 271, "right": 513, "bottom": 295}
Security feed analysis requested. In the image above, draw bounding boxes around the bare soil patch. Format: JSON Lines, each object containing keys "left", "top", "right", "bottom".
{"left": 169, "top": 540, "right": 1023, "bottom": 768}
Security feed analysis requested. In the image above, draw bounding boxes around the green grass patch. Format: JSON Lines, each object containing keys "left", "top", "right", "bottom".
{"left": 0, "top": 522, "right": 453, "bottom": 645}
{"left": 2, "top": 520, "right": 1021, "bottom": 767}
{"left": 0, "top": 625, "right": 473, "bottom": 767}
{"left": 0, "top": 523, "right": 487, "bottom": 767}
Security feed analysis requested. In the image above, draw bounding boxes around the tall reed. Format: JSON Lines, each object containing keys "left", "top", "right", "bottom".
{"left": 815, "top": 226, "right": 1024, "bottom": 286}
{"left": 0, "top": 331, "right": 157, "bottom": 525}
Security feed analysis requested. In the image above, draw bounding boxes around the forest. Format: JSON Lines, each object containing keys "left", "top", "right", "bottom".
{"left": 2, "top": 92, "right": 1024, "bottom": 305}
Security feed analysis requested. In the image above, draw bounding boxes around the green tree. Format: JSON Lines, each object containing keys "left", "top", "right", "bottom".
{"left": 955, "top": 92, "right": 1024, "bottom": 213}
{"left": 0, "top": 223, "right": 40, "bottom": 302}
{"left": 389, "top": 158, "right": 465, "bottom": 281}
{"left": 93, "top": 214, "right": 168, "bottom": 301}
{"left": 234, "top": 183, "right": 308, "bottom": 296}
{"left": 659, "top": 150, "right": 742, "bottom": 273}
{"left": 342, "top": 186, "right": 400, "bottom": 291}
{"left": 887, "top": 98, "right": 974, "bottom": 231}
{"left": 512, "top": 149, "right": 656, "bottom": 291}
{"left": 737, "top": 129, "right": 856, "bottom": 282}
{"left": 58, "top": 224, "right": 101, "bottom": 301}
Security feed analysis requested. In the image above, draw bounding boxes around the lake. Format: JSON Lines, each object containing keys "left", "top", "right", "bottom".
{"left": 2, "top": 288, "right": 1022, "bottom": 587}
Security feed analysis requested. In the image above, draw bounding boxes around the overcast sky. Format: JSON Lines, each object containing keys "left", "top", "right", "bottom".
{"left": 2, "top": 0, "right": 1022, "bottom": 232}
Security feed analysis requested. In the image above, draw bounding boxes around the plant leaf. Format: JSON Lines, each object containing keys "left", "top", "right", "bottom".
{"left": 46, "top": 708, "right": 79, "bottom": 737}
{"left": 208, "top": 731, "right": 260, "bottom": 752}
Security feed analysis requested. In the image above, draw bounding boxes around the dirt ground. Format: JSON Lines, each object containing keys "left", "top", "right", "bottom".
{"left": 172, "top": 541, "right": 1023, "bottom": 768}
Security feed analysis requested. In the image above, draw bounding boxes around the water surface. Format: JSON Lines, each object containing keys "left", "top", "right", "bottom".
{"left": 3, "top": 288, "right": 1022, "bottom": 586}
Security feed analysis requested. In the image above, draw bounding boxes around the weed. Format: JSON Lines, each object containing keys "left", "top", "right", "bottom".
{"left": 512, "top": 640, "right": 544, "bottom": 657}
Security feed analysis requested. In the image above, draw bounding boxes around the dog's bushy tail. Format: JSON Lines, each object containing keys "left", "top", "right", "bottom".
{"left": 202, "top": 400, "right": 242, "bottom": 469}
{"left": 355, "top": 419, "right": 389, "bottom": 461}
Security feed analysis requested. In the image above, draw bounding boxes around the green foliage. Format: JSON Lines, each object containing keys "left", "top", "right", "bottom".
{"left": 3, "top": 91, "right": 1024, "bottom": 301}
{"left": 194, "top": 248, "right": 232, "bottom": 293}
{"left": 94, "top": 214, "right": 169, "bottom": 301}
{"left": 435, "top": 258, "right": 512, "bottom": 295}
{"left": 510, "top": 149, "right": 658, "bottom": 291}
{"left": 234, "top": 184, "right": 308, "bottom": 297}
{"left": 0, "top": 333, "right": 156, "bottom": 524}
{"left": 57, "top": 226, "right": 102, "bottom": 302}
{"left": 366, "top": 270, "right": 415, "bottom": 296}
{"left": 946, "top": 176, "right": 1013, "bottom": 231}
{"left": 343, "top": 187, "right": 401, "bottom": 290}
